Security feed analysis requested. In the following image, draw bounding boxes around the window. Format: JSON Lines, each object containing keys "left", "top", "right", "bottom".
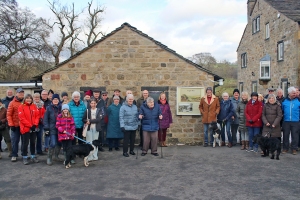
{"left": 265, "top": 23, "right": 270, "bottom": 39}
{"left": 260, "top": 61, "right": 270, "bottom": 79}
{"left": 277, "top": 41, "right": 284, "bottom": 61}
{"left": 252, "top": 16, "right": 260, "bottom": 34}
{"left": 141, "top": 86, "right": 169, "bottom": 102}
{"left": 252, "top": 81, "right": 257, "bottom": 93}
{"left": 281, "top": 79, "right": 288, "bottom": 97}
{"left": 239, "top": 82, "right": 244, "bottom": 92}
{"left": 241, "top": 53, "right": 247, "bottom": 68}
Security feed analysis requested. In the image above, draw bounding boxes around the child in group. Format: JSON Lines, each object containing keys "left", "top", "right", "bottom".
{"left": 56, "top": 104, "right": 76, "bottom": 164}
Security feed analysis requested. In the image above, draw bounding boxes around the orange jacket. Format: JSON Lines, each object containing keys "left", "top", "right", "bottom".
{"left": 18, "top": 103, "right": 40, "bottom": 134}
{"left": 199, "top": 94, "right": 220, "bottom": 123}
{"left": 7, "top": 97, "right": 22, "bottom": 127}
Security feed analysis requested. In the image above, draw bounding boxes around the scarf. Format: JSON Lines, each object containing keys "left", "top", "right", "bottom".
{"left": 34, "top": 100, "right": 44, "bottom": 109}
{"left": 16, "top": 96, "right": 24, "bottom": 102}
{"left": 159, "top": 99, "right": 166, "bottom": 105}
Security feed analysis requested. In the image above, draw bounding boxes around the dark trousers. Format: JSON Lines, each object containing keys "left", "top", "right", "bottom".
{"left": 21, "top": 131, "right": 36, "bottom": 157}
{"left": 107, "top": 138, "right": 120, "bottom": 148}
{"left": 158, "top": 128, "right": 167, "bottom": 142}
{"left": 142, "top": 131, "right": 158, "bottom": 154}
{"left": 231, "top": 124, "right": 239, "bottom": 144}
{"left": 123, "top": 130, "right": 136, "bottom": 153}
{"left": 11, "top": 127, "right": 22, "bottom": 157}
{"left": 36, "top": 124, "right": 43, "bottom": 153}
{"left": 73, "top": 128, "right": 83, "bottom": 145}
{"left": 61, "top": 140, "right": 72, "bottom": 152}
{"left": 282, "top": 121, "right": 300, "bottom": 150}
{"left": 99, "top": 125, "right": 107, "bottom": 144}
{"left": 139, "top": 124, "right": 143, "bottom": 146}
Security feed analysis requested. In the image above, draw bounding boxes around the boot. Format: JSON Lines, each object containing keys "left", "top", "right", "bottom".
{"left": 221, "top": 141, "right": 225, "bottom": 146}
{"left": 0, "top": 152, "right": 2, "bottom": 159}
{"left": 245, "top": 141, "right": 249, "bottom": 150}
{"left": 47, "top": 148, "right": 53, "bottom": 165}
{"left": 23, "top": 157, "right": 29, "bottom": 165}
{"left": 53, "top": 146, "right": 63, "bottom": 162}
{"left": 7, "top": 142, "right": 12, "bottom": 157}
{"left": 228, "top": 143, "right": 232, "bottom": 148}
{"left": 240, "top": 141, "right": 245, "bottom": 150}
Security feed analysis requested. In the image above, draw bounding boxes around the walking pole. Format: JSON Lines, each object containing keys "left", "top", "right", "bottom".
{"left": 136, "top": 124, "right": 140, "bottom": 159}
{"left": 159, "top": 120, "right": 163, "bottom": 158}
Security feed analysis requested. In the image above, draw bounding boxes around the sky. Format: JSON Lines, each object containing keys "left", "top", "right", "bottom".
{"left": 18, "top": 0, "right": 247, "bottom": 62}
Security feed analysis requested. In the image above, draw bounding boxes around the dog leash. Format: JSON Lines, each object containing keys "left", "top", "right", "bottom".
{"left": 65, "top": 132, "right": 91, "bottom": 145}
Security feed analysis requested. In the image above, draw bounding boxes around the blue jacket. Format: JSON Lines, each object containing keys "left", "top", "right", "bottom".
{"left": 217, "top": 100, "right": 235, "bottom": 122}
{"left": 282, "top": 97, "right": 300, "bottom": 122}
{"left": 230, "top": 97, "right": 240, "bottom": 124}
{"left": 106, "top": 103, "right": 123, "bottom": 139}
{"left": 68, "top": 100, "right": 86, "bottom": 128}
{"left": 43, "top": 103, "right": 61, "bottom": 134}
{"left": 139, "top": 102, "right": 162, "bottom": 131}
{"left": 2, "top": 96, "right": 14, "bottom": 109}
{"left": 119, "top": 102, "right": 139, "bottom": 131}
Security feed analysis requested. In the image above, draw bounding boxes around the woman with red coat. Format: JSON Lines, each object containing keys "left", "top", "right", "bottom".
{"left": 245, "top": 92, "right": 263, "bottom": 153}
{"left": 158, "top": 92, "right": 172, "bottom": 147}
{"left": 18, "top": 94, "right": 40, "bottom": 165}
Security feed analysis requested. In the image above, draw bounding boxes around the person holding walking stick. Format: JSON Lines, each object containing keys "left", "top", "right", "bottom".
{"left": 139, "top": 97, "right": 162, "bottom": 156}
{"left": 158, "top": 92, "right": 172, "bottom": 147}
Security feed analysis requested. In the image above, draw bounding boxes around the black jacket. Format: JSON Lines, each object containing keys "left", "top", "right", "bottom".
{"left": 82, "top": 108, "right": 102, "bottom": 132}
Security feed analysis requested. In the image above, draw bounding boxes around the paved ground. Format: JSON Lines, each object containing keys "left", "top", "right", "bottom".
{"left": 0, "top": 143, "right": 300, "bottom": 200}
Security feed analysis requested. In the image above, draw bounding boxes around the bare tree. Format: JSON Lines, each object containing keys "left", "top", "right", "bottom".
{"left": 42, "top": 0, "right": 82, "bottom": 65}
{"left": 85, "top": 0, "right": 105, "bottom": 46}
{"left": 0, "top": 0, "right": 50, "bottom": 64}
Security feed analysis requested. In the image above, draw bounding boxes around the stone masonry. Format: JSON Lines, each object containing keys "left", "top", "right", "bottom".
{"left": 237, "top": 0, "right": 300, "bottom": 94}
{"left": 41, "top": 23, "right": 220, "bottom": 145}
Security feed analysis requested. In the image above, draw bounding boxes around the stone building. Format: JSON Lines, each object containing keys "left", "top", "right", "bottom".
{"left": 237, "top": 0, "right": 300, "bottom": 96}
{"left": 34, "top": 23, "right": 223, "bottom": 145}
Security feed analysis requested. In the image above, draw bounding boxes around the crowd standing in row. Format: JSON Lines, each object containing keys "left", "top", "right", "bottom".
{"left": 0, "top": 88, "right": 172, "bottom": 165}
{"left": 199, "top": 86, "right": 300, "bottom": 155}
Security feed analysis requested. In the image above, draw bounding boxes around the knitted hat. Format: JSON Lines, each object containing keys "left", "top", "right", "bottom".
{"left": 61, "top": 92, "right": 68, "bottom": 97}
{"left": 85, "top": 90, "right": 93, "bottom": 96}
{"left": 62, "top": 104, "right": 69, "bottom": 111}
{"left": 251, "top": 92, "right": 258, "bottom": 97}
{"left": 52, "top": 94, "right": 60, "bottom": 101}
{"left": 233, "top": 89, "right": 240, "bottom": 95}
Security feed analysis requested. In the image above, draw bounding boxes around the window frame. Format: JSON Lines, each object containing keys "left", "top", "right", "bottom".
{"left": 252, "top": 16, "right": 261, "bottom": 34}
{"left": 241, "top": 53, "right": 247, "bottom": 68}
{"left": 277, "top": 41, "right": 284, "bottom": 61}
{"left": 252, "top": 81, "right": 257, "bottom": 93}
{"left": 260, "top": 61, "right": 271, "bottom": 79}
{"left": 265, "top": 22, "right": 270, "bottom": 39}
{"left": 281, "top": 78, "right": 288, "bottom": 97}
{"left": 239, "top": 82, "right": 244, "bottom": 93}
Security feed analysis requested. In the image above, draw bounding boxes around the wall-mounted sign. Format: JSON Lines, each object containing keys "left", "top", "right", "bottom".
{"left": 176, "top": 87, "right": 205, "bottom": 115}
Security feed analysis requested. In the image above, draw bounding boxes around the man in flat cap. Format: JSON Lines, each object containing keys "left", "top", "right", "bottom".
{"left": 107, "top": 89, "right": 124, "bottom": 106}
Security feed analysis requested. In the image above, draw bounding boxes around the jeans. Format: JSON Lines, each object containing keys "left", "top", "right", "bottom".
{"left": 11, "top": 127, "right": 22, "bottom": 157}
{"left": 248, "top": 127, "right": 260, "bottom": 149}
{"left": 49, "top": 134, "right": 61, "bottom": 148}
{"left": 107, "top": 138, "right": 120, "bottom": 148}
{"left": 86, "top": 127, "right": 99, "bottom": 160}
{"left": 203, "top": 123, "right": 213, "bottom": 144}
{"left": 123, "top": 130, "right": 136, "bottom": 153}
{"left": 231, "top": 124, "right": 239, "bottom": 144}
{"left": 44, "top": 134, "right": 50, "bottom": 149}
{"left": 282, "top": 121, "right": 300, "bottom": 150}
{"left": 240, "top": 128, "right": 249, "bottom": 141}
{"left": 220, "top": 120, "right": 232, "bottom": 143}
{"left": 21, "top": 131, "right": 36, "bottom": 157}
{"left": 36, "top": 124, "right": 43, "bottom": 153}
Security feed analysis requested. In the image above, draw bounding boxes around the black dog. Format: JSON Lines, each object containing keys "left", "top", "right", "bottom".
{"left": 65, "top": 140, "right": 102, "bottom": 169}
{"left": 209, "top": 121, "right": 222, "bottom": 147}
{"left": 253, "top": 134, "right": 281, "bottom": 160}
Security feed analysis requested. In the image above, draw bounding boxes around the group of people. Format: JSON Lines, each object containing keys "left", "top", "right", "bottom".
{"left": 0, "top": 88, "right": 173, "bottom": 165}
{"left": 200, "top": 86, "right": 300, "bottom": 155}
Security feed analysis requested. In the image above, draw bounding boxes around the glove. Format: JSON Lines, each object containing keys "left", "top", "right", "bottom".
{"left": 249, "top": 120, "right": 254, "bottom": 124}
{"left": 0, "top": 120, "right": 2, "bottom": 125}
{"left": 10, "top": 126, "right": 16, "bottom": 132}
{"left": 31, "top": 125, "right": 36, "bottom": 131}
{"left": 44, "top": 130, "right": 50, "bottom": 137}
{"left": 121, "top": 127, "right": 126, "bottom": 132}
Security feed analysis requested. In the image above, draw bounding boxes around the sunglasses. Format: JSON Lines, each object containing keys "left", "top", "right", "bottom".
{"left": 102, "top": 94, "right": 107, "bottom": 96}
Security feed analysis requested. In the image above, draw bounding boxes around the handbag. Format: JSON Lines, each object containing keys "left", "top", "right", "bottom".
{"left": 82, "top": 109, "right": 88, "bottom": 137}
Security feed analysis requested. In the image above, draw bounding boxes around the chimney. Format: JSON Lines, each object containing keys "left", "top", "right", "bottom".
{"left": 247, "top": 0, "right": 256, "bottom": 23}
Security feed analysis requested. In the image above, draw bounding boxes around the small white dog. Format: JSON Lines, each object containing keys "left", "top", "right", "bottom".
{"left": 210, "top": 121, "right": 222, "bottom": 147}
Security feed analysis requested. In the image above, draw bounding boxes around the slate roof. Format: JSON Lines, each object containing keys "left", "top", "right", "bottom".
{"left": 33, "top": 22, "right": 223, "bottom": 81}
{"left": 264, "top": 0, "right": 300, "bottom": 22}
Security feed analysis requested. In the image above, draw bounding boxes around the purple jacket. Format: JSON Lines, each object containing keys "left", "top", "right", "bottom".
{"left": 158, "top": 100, "right": 172, "bottom": 129}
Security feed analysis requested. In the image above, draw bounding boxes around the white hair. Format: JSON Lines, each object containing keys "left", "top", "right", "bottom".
{"left": 268, "top": 94, "right": 276, "bottom": 100}
{"left": 222, "top": 92, "right": 229, "bottom": 98}
{"left": 126, "top": 94, "right": 134, "bottom": 100}
{"left": 146, "top": 97, "right": 154, "bottom": 103}
{"left": 72, "top": 91, "right": 81, "bottom": 99}
{"left": 288, "top": 87, "right": 296, "bottom": 94}
{"left": 113, "top": 95, "right": 120, "bottom": 100}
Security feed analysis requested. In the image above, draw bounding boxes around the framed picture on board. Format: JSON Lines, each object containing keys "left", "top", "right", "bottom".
{"left": 176, "top": 87, "right": 205, "bottom": 115}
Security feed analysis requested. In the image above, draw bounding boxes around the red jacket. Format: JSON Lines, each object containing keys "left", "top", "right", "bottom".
{"left": 37, "top": 106, "right": 46, "bottom": 125}
{"left": 7, "top": 97, "right": 22, "bottom": 127}
{"left": 245, "top": 100, "right": 263, "bottom": 127}
{"left": 18, "top": 103, "right": 40, "bottom": 134}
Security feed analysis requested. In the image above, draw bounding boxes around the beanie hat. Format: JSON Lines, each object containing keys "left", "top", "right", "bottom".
{"left": 52, "top": 94, "right": 60, "bottom": 101}
{"left": 85, "top": 90, "right": 93, "bottom": 97}
{"left": 206, "top": 87, "right": 213, "bottom": 92}
{"left": 233, "top": 89, "right": 240, "bottom": 95}
{"left": 62, "top": 104, "right": 69, "bottom": 111}
{"left": 251, "top": 92, "right": 258, "bottom": 97}
{"left": 61, "top": 92, "right": 68, "bottom": 98}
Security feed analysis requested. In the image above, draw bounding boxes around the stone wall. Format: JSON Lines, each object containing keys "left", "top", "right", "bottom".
{"left": 237, "top": 0, "right": 300, "bottom": 94}
{"left": 42, "top": 25, "right": 216, "bottom": 145}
